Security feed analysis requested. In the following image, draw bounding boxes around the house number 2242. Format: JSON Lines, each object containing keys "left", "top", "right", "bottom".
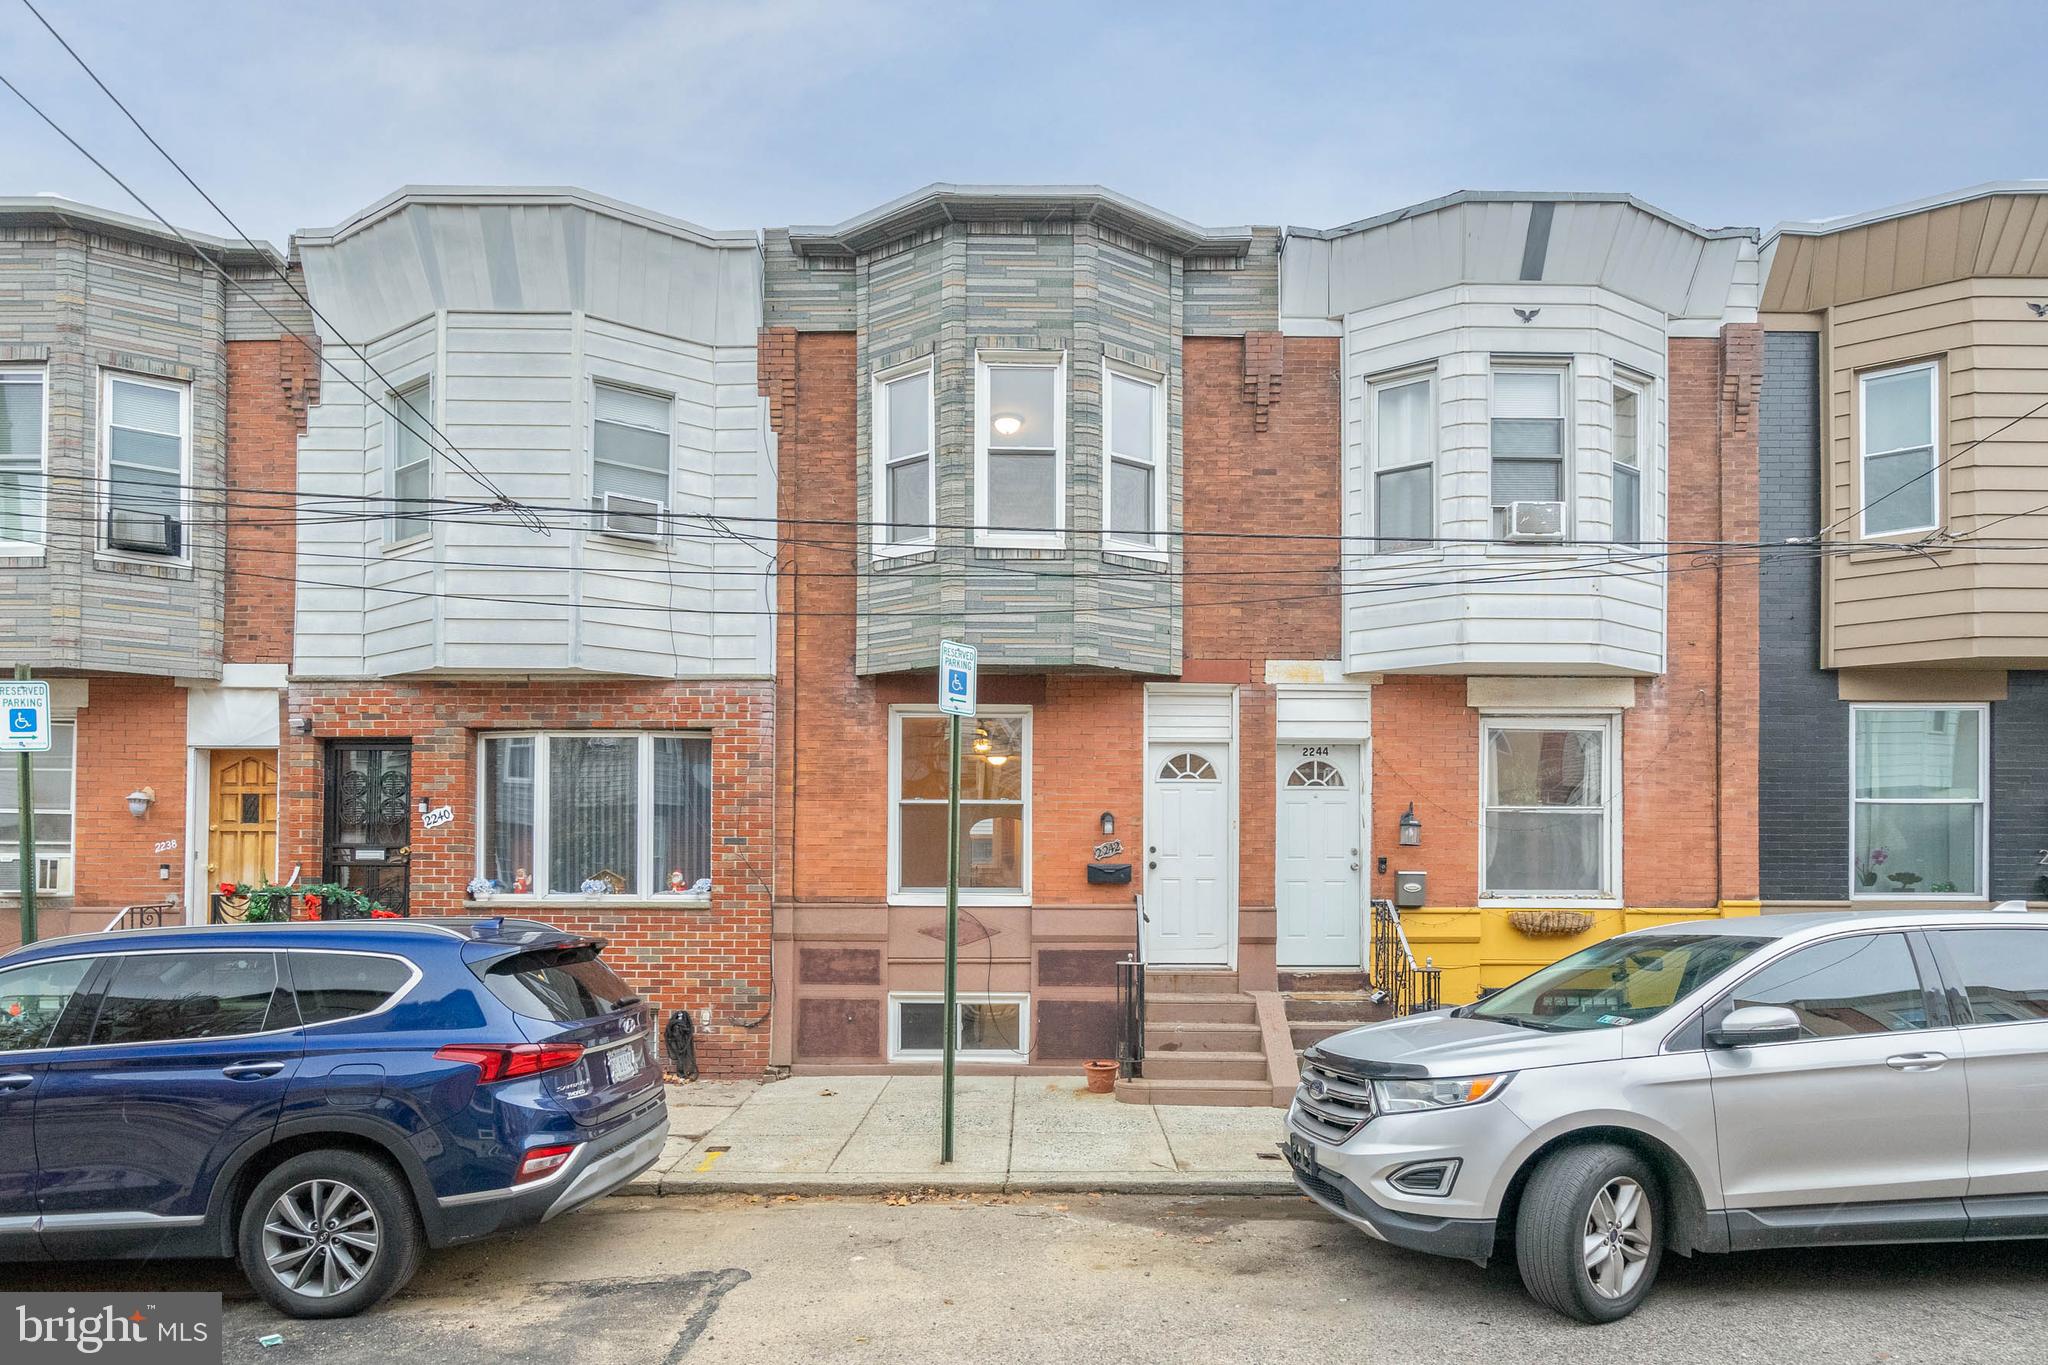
{"left": 1298, "top": 746, "right": 1331, "bottom": 757}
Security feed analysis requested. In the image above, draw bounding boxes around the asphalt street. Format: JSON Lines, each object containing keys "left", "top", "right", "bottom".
{"left": 5, "top": 1192, "right": 2042, "bottom": 1363}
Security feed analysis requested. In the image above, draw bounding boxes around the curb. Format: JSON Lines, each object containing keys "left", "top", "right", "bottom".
{"left": 620, "top": 1172, "right": 1297, "bottom": 1198}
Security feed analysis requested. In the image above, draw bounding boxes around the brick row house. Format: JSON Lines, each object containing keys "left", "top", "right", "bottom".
{"left": 0, "top": 198, "right": 309, "bottom": 943}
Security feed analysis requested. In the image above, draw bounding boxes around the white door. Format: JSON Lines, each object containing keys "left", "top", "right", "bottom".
{"left": 1276, "top": 744, "right": 1364, "bottom": 967}
{"left": 1145, "top": 744, "right": 1231, "bottom": 966}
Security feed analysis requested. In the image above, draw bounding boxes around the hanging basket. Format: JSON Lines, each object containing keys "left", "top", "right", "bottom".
{"left": 1507, "top": 909, "right": 1596, "bottom": 938}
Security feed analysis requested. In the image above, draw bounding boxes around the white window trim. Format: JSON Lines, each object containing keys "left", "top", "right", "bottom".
{"left": 1366, "top": 365, "right": 1436, "bottom": 552}
{"left": 383, "top": 376, "right": 435, "bottom": 551}
{"left": 1487, "top": 358, "right": 1574, "bottom": 544}
{"left": 887, "top": 991, "right": 1031, "bottom": 1063}
{"left": 97, "top": 369, "right": 192, "bottom": 565}
{"left": 0, "top": 366, "right": 48, "bottom": 555}
{"left": 888, "top": 704, "right": 1032, "bottom": 907}
{"left": 473, "top": 731, "right": 713, "bottom": 904}
{"left": 587, "top": 375, "right": 677, "bottom": 550}
{"left": 1101, "top": 359, "right": 1167, "bottom": 558}
{"left": 1478, "top": 712, "right": 1622, "bottom": 908}
{"left": 1857, "top": 360, "right": 1941, "bottom": 541}
{"left": 1847, "top": 702, "right": 1989, "bottom": 902}
{"left": 1611, "top": 371, "right": 1651, "bottom": 545}
{"left": 872, "top": 357, "right": 938, "bottom": 558}
{"left": 0, "top": 718, "right": 75, "bottom": 899}
{"left": 973, "top": 352, "right": 1066, "bottom": 549}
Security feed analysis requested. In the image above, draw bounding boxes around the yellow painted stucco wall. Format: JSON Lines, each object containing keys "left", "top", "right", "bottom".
{"left": 1398, "top": 902, "right": 1764, "bottom": 1005}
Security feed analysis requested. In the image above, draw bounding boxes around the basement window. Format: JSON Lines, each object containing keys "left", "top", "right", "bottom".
{"left": 888, "top": 992, "right": 1029, "bottom": 1063}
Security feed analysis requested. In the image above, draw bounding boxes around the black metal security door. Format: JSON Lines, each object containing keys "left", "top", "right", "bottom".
{"left": 322, "top": 742, "right": 412, "bottom": 912}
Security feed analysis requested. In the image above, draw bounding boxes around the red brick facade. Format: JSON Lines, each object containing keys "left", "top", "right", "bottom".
{"left": 223, "top": 337, "right": 316, "bottom": 666}
{"left": 280, "top": 679, "right": 775, "bottom": 1077}
{"left": 70, "top": 676, "right": 187, "bottom": 912}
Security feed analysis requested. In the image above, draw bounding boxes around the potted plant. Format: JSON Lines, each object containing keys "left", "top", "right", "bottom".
{"left": 1855, "top": 847, "right": 1887, "bottom": 889}
{"left": 1887, "top": 871, "right": 1923, "bottom": 893}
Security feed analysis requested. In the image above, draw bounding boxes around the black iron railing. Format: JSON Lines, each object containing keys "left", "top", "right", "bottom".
{"left": 1115, "top": 953, "right": 1146, "bottom": 1079}
{"left": 1370, "top": 898, "right": 1442, "bottom": 1016}
{"left": 209, "top": 892, "right": 408, "bottom": 924}
{"left": 105, "top": 902, "right": 177, "bottom": 932}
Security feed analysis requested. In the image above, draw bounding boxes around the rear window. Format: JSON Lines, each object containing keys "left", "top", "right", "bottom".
{"left": 91, "top": 951, "right": 285, "bottom": 1044}
{"left": 1941, "top": 929, "right": 2048, "bottom": 1024}
{"left": 291, "top": 952, "right": 414, "bottom": 1025}
{"left": 481, "top": 945, "right": 637, "bottom": 1022}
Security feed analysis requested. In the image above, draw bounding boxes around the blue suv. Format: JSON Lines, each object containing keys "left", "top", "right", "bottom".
{"left": 0, "top": 917, "right": 668, "bottom": 1317}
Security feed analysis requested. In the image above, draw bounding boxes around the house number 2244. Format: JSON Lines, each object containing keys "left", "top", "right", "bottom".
{"left": 1298, "top": 746, "right": 1331, "bottom": 757}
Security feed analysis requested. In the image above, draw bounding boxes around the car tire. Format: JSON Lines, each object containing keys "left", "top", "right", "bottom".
{"left": 237, "top": 1150, "right": 424, "bottom": 1319}
{"left": 1514, "top": 1142, "right": 1663, "bottom": 1323}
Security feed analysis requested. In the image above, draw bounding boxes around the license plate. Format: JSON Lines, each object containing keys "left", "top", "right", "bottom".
{"left": 606, "top": 1043, "right": 644, "bottom": 1085}
{"left": 1287, "top": 1133, "right": 1318, "bottom": 1177}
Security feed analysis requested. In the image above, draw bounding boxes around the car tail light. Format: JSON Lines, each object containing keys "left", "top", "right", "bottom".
{"left": 515, "top": 1143, "right": 579, "bottom": 1184}
{"left": 435, "top": 1042, "right": 585, "bottom": 1083}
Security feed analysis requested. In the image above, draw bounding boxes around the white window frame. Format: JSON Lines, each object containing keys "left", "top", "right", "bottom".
{"left": 1848, "top": 702, "right": 1989, "bottom": 902}
{"left": 98, "top": 369, "right": 192, "bottom": 564}
{"left": 872, "top": 358, "right": 937, "bottom": 557}
{"left": 0, "top": 366, "right": 48, "bottom": 554}
{"left": 587, "top": 377, "right": 676, "bottom": 546}
{"left": 1478, "top": 712, "right": 1622, "bottom": 907}
{"left": 474, "top": 730, "right": 714, "bottom": 903}
{"left": 1487, "top": 359, "right": 1573, "bottom": 542}
{"left": 1101, "top": 359, "right": 1167, "bottom": 556}
{"left": 384, "top": 376, "right": 434, "bottom": 548}
{"left": 1857, "top": 360, "right": 1941, "bottom": 541}
{"left": 888, "top": 704, "right": 1032, "bottom": 906}
{"left": 1611, "top": 371, "right": 1650, "bottom": 545}
{"left": 973, "top": 352, "right": 1066, "bottom": 549}
{"left": 1367, "top": 366, "right": 1436, "bottom": 551}
{"left": 0, "top": 718, "right": 75, "bottom": 899}
{"left": 887, "top": 991, "right": 1031, "bottom": 1063}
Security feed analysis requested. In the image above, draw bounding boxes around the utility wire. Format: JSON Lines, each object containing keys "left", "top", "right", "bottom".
{"left": 1810, "top": 390, "right": 2048, "bottom": 542}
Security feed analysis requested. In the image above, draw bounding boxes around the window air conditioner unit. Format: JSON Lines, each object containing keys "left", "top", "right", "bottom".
{"left": 1505, "top": 500, "right": 1567, "bottom": 542}
{"left": 106, "top": 507, "right": 182, "bottom": 556}
{"left": 599, "top": 492, "right": 663, "bottom": 542}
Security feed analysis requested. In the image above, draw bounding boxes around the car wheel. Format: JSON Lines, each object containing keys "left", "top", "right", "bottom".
{"left": 1513, "top": 1142, "right": 1662, "bottom": 1323}
{"left": 237, "top": 1150, "right": 423, "bottom": 1319}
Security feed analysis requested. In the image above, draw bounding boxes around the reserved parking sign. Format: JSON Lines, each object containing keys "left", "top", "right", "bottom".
{"left": 0, "top": 680, "right": 49, "bottom": 753}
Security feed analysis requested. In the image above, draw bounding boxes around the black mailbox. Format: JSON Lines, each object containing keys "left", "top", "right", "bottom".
{"left": 1087, "top": 862, "right": 1133, "bottom": 885}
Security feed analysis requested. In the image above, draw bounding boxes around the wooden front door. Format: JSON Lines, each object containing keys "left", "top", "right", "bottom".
{"left": 209, "top": 749, "right": 279, "bottom": 888}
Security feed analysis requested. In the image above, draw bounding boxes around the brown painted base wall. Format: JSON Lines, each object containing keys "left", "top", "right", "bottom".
{"left": 281, "top": 678, "right": 775, "bottom": 1078}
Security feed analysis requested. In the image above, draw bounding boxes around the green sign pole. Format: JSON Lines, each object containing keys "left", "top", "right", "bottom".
{"left": 13, "top": 662, "right": 34, "bottom": 946}
{"left": 940, "top": 711, "right": 961, "bottom": 1164}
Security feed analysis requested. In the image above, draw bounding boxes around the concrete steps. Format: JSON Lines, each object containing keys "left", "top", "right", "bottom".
{"left": 1140, "top": 1049, "right": 1268, "bottom": 1082}
{"left": 1122, "top": 970, "right": 1274, "bottom": 1106}
{"left": 1144, "top": 992, "right": 1258, "bottom": 1025}
{"left": 1113, "top": 1076, "right": 1275, "bottom": 1107}
{"left": 1145, "top": 1020, "right": 1262, "bottom": 1054}
{"left": 1284, "top": 991, "right": 1391, "bottom": 1058}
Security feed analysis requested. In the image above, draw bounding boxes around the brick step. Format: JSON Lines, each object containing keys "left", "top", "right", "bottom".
{"left": 1140, "top": 1049, "right": 1268, "bottom": 1082}
{"left": 1277, "top": 970, "right": 1369, "bottom": 993}
{"left": 1144, "top": 992, "right": 1257, "bottom": 1025}
{"left": 1145, "top": 1020, "right": 1263, "bottom": 1053}
{"left": 1144, "top": 970, "right": 1241, "bottom": 995}
{"left": 1283, "top": 993, "right": 1392, "bottom": 1023}
{"left": 1113, "top": 1075, "right": 1281, "bottom": 1108}
{"left": 1291, "top": 1020, "right": 1372, "bottom": 1052}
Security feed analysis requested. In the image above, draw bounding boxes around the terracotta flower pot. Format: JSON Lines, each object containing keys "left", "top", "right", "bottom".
{"left": 1083, "top": 1059, "right": 1118, "bottom": 1094}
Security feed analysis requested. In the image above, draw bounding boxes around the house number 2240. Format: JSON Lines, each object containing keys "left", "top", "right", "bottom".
{"left": 1298, "top": 746, "right": 1331, "bottom": 757}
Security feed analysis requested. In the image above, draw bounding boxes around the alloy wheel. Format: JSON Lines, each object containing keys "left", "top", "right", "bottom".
{"left": 1581, "top": 1175, "right": 1652, "bottom": 1300}
{"left": 261, "top": 1178, "right": 381, "bottom": 1299}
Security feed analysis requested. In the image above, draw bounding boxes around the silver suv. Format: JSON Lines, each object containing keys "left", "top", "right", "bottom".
{"left": 1286, "top": 910, "right": 2048, "bottom": 1322}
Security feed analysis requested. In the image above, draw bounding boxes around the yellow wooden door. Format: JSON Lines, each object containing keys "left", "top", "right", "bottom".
{"left": 209, "top": 749, "right": 279, "bottom": 888}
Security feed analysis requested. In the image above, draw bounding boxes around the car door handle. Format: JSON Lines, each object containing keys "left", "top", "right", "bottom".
{"left": 1885, "top": 1052, "right": 1948, "bottom": 1072}
{"left": 0, "top": 1074, "right": 32, "bottom": 1094}
{"left": 222, "top": 1061, "right": 286, "bottom": 1080}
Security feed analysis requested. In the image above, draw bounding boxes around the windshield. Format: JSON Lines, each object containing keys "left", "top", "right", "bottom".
{"left": 1469, "top": 933, "right": 1769, "bottom": 1031}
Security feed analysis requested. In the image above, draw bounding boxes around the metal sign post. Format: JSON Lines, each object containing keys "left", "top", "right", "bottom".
{"left": 3, "top": 665, "right": 50, "bottom": 945}
{"left": 937, "top": 640, "right": 977, "bottom": 1164}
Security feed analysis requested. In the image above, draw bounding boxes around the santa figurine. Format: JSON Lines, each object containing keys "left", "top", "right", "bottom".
{"left": 513, "top": 867, "right": 532, "bottom": 894}
{"left": 668, "top": 869, "right": 687, "bottom": 894}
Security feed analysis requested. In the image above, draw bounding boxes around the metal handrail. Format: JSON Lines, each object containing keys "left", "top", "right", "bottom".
{"left": 1117, "top": 892, "right": 1147, "bottom": 1079}
{"left": 1370, "top": 898, "right": 1443, "bottom": 1017}
{"left": 105, "top": 901, "right": 177, "bottom": 932}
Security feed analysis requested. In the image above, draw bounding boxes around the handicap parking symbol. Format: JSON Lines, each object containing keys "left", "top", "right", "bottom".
{"left": 6, "top": 708, "right": 34, "bottom": 735}
{"left": 946, "top": 669, "right": 968, "bottom": 697}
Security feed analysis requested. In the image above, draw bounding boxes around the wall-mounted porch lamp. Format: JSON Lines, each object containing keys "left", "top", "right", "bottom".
{"left": 126, "top": 787, "right": 156, "bottom": 819}
{"left": 1398, "top": 803, "right": 1422, "bottom": 847}
{"left": 1100, "top": 811, "right": 1116, "bottom": 836}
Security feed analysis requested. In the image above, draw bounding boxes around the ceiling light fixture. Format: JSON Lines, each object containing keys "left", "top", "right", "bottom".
{"left": 992, "top": 414, "right": 1024, "bottom": 438}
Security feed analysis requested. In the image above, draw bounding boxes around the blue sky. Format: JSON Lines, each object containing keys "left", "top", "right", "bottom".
{"left": 3, "top": 0, "right": 2041, "bottom": 249}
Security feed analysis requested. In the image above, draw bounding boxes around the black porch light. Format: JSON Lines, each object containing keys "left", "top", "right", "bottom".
{"left": 1398, "top": 803, "right": 1422, "bottom": 847}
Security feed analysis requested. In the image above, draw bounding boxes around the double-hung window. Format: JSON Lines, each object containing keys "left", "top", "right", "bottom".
{"left": 1490, "top": 366, "right": 1567, "bottom": 538}
{"left": 479, "top": 732, "right": 713, "bottom": 899}
{"left": 1858, "top": 362, "right": 1939, "bottom": 538}
{"left": 1104, "top": 364, "right": 1164, "bottom": 552}
{"left": 1850, "top": 705, "right": 1986, "bottom": 899}
{"left": 891, "top": 708, "right": 1029, "bottom": 900}
{"left": 0, "top": 720, "right": 73, "bottom": 896}
{"left": 1612, "top": 377, "right": 1646, "bottom": 544}
{"left": 875, "top": 364, "right": 934, "bottom": 550}
{"left": 591, "top": 382, "right": 672, "bottom": 539}
{"left": 386, "top": 379, "right": 433, "bottom": 544}
{"left": 0, "top": 368, "right": 45, "bottom": 550}
{"left": 976, "top": 356, "right": 1062, "bottom": 545}
{"left": 1371, "top": 371, "right": 1434, "bottom": 548}
{"left": 889, "top": 992, "right": 1029, "bottom": 1063}
{"left": 1481, "top": 715, "right": 1619, "bottom": 902}
{"left": 103, "top": 373, "right": 189, "bottom": 557}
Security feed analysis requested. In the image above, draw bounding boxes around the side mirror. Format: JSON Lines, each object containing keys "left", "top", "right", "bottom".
{"left": 1709, "top": 1005, "right": 1802, "bottom": 1048}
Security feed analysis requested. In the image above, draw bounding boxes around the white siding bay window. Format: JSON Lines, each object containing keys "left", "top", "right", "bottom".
{"left": 1612, "top": 376, "right": 1646, "bottom": 544}
{"left": 1371, "top": 370, "right": 1434, "bottom": 548}
{"left": 891, "top": 708, "right": 1030, "bottom": 902}
{"left": 102, "top": 373, "right": 189, "bottom": 558}
{"left": 478, "top": 732, "right": 713, "bottom": 899}
{"left": 1489, "top": 366, "right": 1568, "bottom": 539}
{"left": 976, "top": 355, "right": 1063, "bottom": 546}
{"left": 385, "top": 379, "right": 433, "bottom": 544}
{"left": 1858, "top": 362, "right": 1939, "bottom": 539}
{"left": 0, "top": 368, "right": 45, "bottom": 551}
{"left": 875, "top": 362, "right": 934, "bottom": 551}
{"left": 1850, "top": 705, "right": 1986, "bottom": 900}
{"left": 591, "top": 382, "right": 673, "bottom": 540}
{"left": 1104, "top": 364, "right": 1165, "bottom": 552}
{"left": 1480, "top": 715, "right": 1620, "bottom": 904}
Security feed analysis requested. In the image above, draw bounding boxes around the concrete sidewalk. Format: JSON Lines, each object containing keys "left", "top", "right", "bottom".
{"left": 626, "top": 1075, "right": 1296, "bottom": 1196}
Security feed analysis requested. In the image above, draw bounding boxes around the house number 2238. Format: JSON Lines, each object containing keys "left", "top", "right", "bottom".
{"left": 1298, "top": 746, "right": 1331, "bottom": 757}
